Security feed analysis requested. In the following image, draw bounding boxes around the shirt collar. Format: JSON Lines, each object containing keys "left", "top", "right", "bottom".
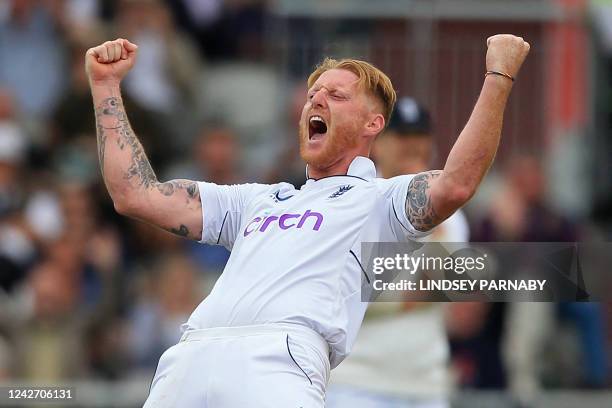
{"left": 305, "top": 156, "right": 377, "bottom": 182}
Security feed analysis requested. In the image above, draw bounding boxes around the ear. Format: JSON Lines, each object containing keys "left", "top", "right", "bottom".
{"left": 364, "top": 113, "right": 385, "bottom": 138}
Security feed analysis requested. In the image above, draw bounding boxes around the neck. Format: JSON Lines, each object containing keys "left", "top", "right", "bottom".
{"left": 307, "top": 154, "right": 364, "bottom": 179}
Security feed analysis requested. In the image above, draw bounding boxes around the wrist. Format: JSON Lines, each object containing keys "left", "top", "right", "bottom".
{"left": 485, "top": 70, "right": 514, "bottom": 82}
{"left": 484, "top": 73, "right": 514, "bottom": 89}
{"left": 89, "top": 78, "right": 122, "bottom": 89}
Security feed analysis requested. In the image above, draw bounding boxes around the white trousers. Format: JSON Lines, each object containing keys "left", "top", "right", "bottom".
{"left": 143, "top": 323, "right": 330, "bottom": 408}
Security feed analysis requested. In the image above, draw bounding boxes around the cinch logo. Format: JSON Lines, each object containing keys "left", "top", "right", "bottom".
{"left": 243, "top": 210, "right": 324, "bottom": 237}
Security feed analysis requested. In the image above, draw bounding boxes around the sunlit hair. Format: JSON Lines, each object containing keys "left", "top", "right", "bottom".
{"left": 307, "top": 57, "right": 397, "bottom": 126}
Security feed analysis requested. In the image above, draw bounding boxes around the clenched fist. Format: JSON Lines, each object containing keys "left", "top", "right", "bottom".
{"left": 486, "top": 35, "right": 530, "bottom": 79}
{"left": 85, "top": 39, "right": 138, "bottom": 85}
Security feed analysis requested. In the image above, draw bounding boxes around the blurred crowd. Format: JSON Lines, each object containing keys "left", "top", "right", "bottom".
{"left": 0, "top": 0, "right": 609, "bottom": 398}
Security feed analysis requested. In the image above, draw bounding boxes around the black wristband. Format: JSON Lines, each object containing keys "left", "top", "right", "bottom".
{"left": 485, "top": 70, "right": 515, "bottom": 82}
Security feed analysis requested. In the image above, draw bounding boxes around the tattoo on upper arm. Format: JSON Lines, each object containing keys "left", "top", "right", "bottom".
{"left": 168, "top": 224, "right": 190, "bottom": 237}
{"left": 406, "top": 171, "right": 443, "bottom": 232}
{"left": 159, "top": 181, "right": 201, "bottom": 239}
{"left": 156, "top": 180, "right": 199, "bottom": 200}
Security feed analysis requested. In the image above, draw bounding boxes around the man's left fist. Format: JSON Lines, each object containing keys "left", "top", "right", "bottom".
{"left": 486, "top": 35, "right": 531, "bottom": 79}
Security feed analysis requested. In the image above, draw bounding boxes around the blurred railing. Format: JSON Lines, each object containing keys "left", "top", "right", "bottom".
{"left": 271, "top": 0, "right": 563, "bottom": 21}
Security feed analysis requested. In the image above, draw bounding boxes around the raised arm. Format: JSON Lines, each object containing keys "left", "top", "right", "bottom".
{"left": 86, "top": 39, "right": 202, "bottom": 240}
{"left": 406, "top": 34, "right": 530, "bottom": 232}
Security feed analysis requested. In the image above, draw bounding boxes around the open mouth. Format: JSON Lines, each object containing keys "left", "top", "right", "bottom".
{"left": 308, "top": 115, "right": 328, "bottom": 141}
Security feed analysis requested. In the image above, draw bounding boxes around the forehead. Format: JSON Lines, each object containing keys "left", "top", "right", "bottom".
{"left": 311, "top": 68, "right": 360, "bottom": 90}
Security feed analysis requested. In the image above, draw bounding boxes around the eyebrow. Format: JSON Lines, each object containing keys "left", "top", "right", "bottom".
{"left": 309, "top": 83, "right": 351, "bottom": 93}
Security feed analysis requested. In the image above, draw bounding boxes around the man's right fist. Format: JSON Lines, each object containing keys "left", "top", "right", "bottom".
{"left": 85, "top": 39, "right": 138, "bottom": 85}
{"left": 486, "top": 34, "right": 530, "bottom": 80}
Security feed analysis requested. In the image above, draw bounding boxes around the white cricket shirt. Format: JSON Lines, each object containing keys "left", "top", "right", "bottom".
{"left": 186, "top": 156, "right": 428, "bottom": 368}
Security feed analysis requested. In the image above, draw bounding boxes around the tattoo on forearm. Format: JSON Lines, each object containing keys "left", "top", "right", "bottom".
{"left": 94, "top": 97, "right": 123, "bottom": 175}
{"left": 95, "top": 96, "right": 157, "bottom": 188}
{"left": 94, "top": 96, "right": 202, "bottom": 240}
{"left": 96, "top": 122, "right": 107, "bottom": 176}
{"left": 406, "top": 171, "right": 443, "bottom": 232}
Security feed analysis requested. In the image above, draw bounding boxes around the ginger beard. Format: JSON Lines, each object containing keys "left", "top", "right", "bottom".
{"left": 298, "top": 114, "right": 361, "bottom": 170}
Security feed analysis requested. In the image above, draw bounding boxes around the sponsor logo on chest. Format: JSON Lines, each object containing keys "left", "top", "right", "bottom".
{"left": 244, "top": 210, "right": 324, "bottom": 237}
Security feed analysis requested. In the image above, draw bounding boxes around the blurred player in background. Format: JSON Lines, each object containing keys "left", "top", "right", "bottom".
{"left": 327, "top": 98, "right": 469, "bottom": 408}
{"left": 85, "top": 35, "right": 529, "bottom": 407}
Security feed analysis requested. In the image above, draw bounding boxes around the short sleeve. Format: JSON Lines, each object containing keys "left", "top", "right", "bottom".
{"left": 378, "top": 175, "right": 432, "bottom": 241}
{"left": 198, "top": 182, "right": 271, "bottom": 250}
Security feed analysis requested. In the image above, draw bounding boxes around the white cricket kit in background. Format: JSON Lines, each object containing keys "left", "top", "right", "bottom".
{"left": 144, "top": 157, "right": 428, "bottom": 408}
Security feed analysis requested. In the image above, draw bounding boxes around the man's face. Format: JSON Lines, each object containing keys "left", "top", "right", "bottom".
{"left": 299, "top": 69, "right": 374, "bottom": 170}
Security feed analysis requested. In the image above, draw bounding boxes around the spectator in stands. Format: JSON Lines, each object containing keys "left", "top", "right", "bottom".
{"left": 126, "top": 253, "right": 202, "bottom": 376}
{"left": 474, "top": 154, "right": 577, "bottom": 242}
{"left": 12, "top": 261, "right": 85, "bottom": 380}
{"left": 166, "top": 0, "right": 269, "bottom": 60}
{"left": 0, "top": 92, "right": 34, "bottom": 291}
{"left": 193, "top": 124, "right": 243, "bottom": 185}
{"left": 174, "top": 123, "right": 244, "bottom": 272}
{"left": 469, "top": 154, "right": 606, "bottom": 404}
{"left": 0, "top": 0, "right": 68, "bottom": 119}
{"left": 115, "top": 0, "right": 202, "bottom": 121}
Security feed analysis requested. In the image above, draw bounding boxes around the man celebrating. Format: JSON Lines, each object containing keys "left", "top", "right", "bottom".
{"left": 86, "top": 35, "right": 529, "bottom": 407}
